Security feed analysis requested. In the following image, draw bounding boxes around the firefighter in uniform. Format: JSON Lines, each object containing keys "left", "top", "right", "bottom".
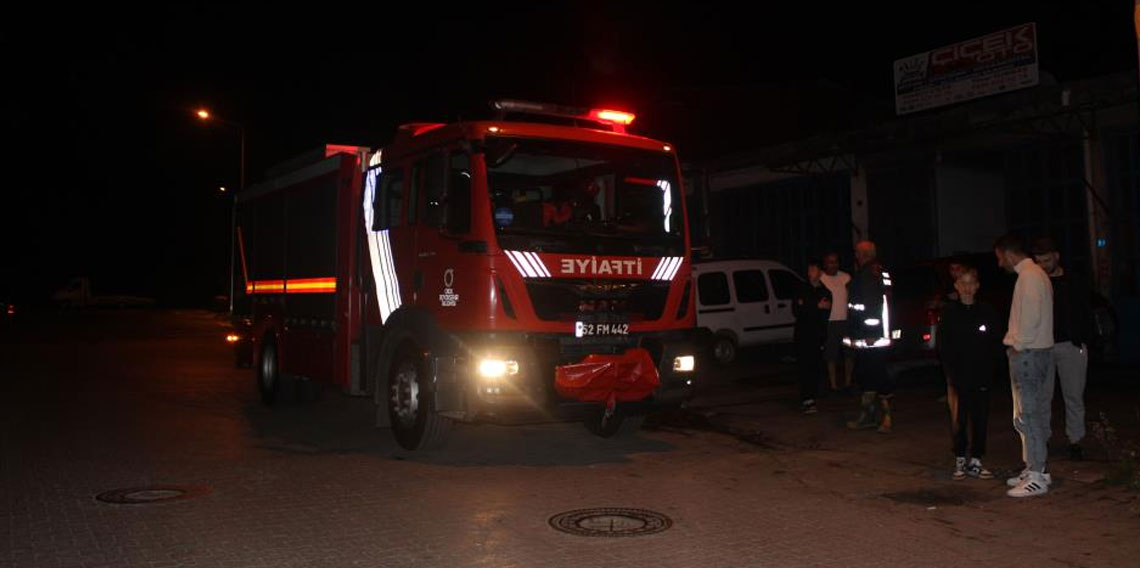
{"left": 844, "top": 241, "right": 896, "bottom": 433}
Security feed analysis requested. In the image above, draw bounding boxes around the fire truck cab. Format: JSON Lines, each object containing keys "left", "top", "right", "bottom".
{"left": 233, "top": 101, "right": 699, "bottom": 450}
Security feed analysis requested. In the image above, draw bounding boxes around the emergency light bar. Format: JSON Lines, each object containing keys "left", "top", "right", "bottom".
{"left": 491, "top": 100, "right": 636, "bottom": 133}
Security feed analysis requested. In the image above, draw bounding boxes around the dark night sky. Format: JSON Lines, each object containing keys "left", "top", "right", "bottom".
{"left": 2, "top": 2, "right": 1135, "bottom": 305}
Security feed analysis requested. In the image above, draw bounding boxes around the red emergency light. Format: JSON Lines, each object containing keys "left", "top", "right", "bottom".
{"left": 491, "top": 100, "right": 636, "bottom": 133}
{"left": 589, "top": 109, "right": 635, "bottom": 126}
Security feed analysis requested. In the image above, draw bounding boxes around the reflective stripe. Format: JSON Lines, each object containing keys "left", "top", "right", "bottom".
{"left": 657, "top": 180, "right": 673, "bottom": 233}
{"left": 881, "top": 294, "right": 890, "bottom": 344}
{"left": 524, "top": 252, "right": 552, "bottom": 277}
{"left": 363, "top": 166, "right": 403, "bottom": 323}
{"left": 285, "top": 278, "right": 337, "bottom": 293}
{"left": 652, "top": 256, "right": 683, "bottom": 281}
{"left": 245, "top": 278, "right": 336, "bottom": 295}
{"left": 506, "top": 251, "right": 538, "bottom": 278}
{"left": 663, "top": 257, "right": 683, "bottom": 280}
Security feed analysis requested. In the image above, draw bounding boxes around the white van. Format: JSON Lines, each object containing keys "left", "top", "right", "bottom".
{"left": 693, "top": 260, "right": 804, "bottom": 364}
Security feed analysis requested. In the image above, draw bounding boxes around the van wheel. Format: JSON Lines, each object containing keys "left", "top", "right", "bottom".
{"left": 584, "top": 407, "right": 645, "bottom": 439}
{"left": 712, "top": 334, "right": 737, "bottom": 365}
{"left": 388, "top": 345, "right": 452, "bottom": 450}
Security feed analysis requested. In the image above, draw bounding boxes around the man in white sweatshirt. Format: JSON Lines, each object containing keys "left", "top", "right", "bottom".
{"left": 819, "top": 252, "right": 853, "bottom": 393}
{"left": 995, "top": 233, "right": 1054, "bottom": 498}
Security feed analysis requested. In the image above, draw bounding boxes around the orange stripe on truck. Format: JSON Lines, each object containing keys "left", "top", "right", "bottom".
{"left": 245, "top": 278, "right": 336, "bottom": 295}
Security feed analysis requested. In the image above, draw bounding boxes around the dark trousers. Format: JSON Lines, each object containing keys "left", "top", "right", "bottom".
{"left": 947, "top": 384, "right": 990, "bottom": 458}
{"left": 854, "top": 348, "right": 892, "bottom": 395}
{"left": 796, "top": 340, "right": 823, "bottom": 402}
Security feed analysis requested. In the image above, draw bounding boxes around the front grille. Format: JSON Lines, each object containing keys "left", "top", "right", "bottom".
{"left": 525, "top": 280, "right": 670, "bottom": 322}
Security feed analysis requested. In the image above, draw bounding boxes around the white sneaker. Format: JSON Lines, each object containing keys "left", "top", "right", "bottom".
{"left": 952, "top": 457, "right": 967, "bottom": 481}
{"left": 1007, "top": 472, "right": 1050, "bottom": 498}
{"left": 1006, "top": 469, "right": 1052, "bottom": 487}
{"left": 966, "top": 458, "right": 993, "bottom": 480}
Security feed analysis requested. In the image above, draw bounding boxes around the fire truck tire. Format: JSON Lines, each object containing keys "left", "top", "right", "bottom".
{"left": 388, "top": 345, "right": 452, "bottom": 450}
{"left": 584, "top": 408, "right": 645, "bottom": 439}
{"left": 712, "top": 333, "right": 737, "bottom": 366}
{"left": 257, "top": 338, "right": 297, "bottom": 405}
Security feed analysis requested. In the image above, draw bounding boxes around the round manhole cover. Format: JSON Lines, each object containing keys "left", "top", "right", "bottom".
{"left": 95, "top": 485, "right": 210, "bottom": 505}
{"left": 549, "top": 508, "right": 673, "bottom": 537}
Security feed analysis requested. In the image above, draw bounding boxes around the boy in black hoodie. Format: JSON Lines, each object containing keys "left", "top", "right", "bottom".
{"left": 794, "top": 262, "right": 832, "bottom": 414}
{"left": 938, "top": 267, "right": 1002, "bottom": 480}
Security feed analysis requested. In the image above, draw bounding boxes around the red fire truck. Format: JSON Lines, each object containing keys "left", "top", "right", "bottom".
{"left": 230, "top": 101, "right": 699, "bottom": 449}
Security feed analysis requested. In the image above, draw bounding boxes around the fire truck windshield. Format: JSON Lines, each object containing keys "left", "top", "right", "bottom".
{"left": 486, "top": 137, "right": 683, "bottom": 256}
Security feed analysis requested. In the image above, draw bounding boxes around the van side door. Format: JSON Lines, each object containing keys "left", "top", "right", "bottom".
{"left": 766, "top": 267, "right": 803, "bottom": 343}
{"left": 731, "top": 268, "right": 776, "bottom": 344}
{"left": 696, "top": 270, "right": 735, "bottom": 338}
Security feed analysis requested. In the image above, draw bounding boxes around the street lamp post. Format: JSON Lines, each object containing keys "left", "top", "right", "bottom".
{"left": 196, "top": 109, "right": 246, "bottom": 314}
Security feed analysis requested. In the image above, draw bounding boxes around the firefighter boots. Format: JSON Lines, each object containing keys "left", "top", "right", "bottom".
{"left": 877, "top": 394, "right": 893, "bottom": 434}
{"left": 846, "top": 391, "right": 880, "bottom": 430}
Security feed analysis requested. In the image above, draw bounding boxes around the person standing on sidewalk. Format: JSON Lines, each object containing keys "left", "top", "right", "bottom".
{"left": 819, "top": 252, "right": 854, "bottom": 394}
{"left": 1032, "top": 237, "right": 1094, "bottom": 461}
{"left": 794, "top": 261, "right": 832, "bottom": 414}
{"left": 937, "top": 266, "right": 1001, "bottom": 480}
{"left": 844, "top": 241, "right": 895, "bottom": 433}
{"left": 995, "top": 233, "right": 1055, "bottom": 498}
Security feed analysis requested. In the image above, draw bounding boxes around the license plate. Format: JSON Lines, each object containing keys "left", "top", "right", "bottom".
{"left": 575, "top": 321, "right": 630, "bottom": 338}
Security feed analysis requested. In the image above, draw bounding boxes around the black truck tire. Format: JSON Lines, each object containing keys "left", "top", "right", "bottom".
{"left": 257, "top": 338, "right": 297, "bottom": 405}
{"left": 387, "top": 344, "right": 452, "bottom": 450}
{"left": 257, "top": 339, "right": 281, "bottom": 405}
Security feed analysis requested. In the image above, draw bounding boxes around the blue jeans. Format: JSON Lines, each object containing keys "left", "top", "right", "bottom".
{"left": 1008, "top": 348, "right": 1055, "bottom": 473}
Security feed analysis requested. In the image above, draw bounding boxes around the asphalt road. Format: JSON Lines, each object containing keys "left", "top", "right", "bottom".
{"left": 2, "top": 309, "right": 1138, "bottom": 568}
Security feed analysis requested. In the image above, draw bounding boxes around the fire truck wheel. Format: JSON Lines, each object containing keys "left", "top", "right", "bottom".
{"left": 584, "top": 408, "right": 645, "bottom": 439}
{"left": 256, "top": 339, "right": 297, "bottom": 405}
{"left": 387, "top": 346, "right": 452, "bottom": 450}
{"left": 712, "top": 334, "right": 737, "bottom": 366}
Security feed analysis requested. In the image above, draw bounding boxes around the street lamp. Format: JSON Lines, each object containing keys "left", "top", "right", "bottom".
{"left": 195, "top": 108, "right": 245, "bottom": 191}
{"left": 195, "top": 108, "right": 246, "bottom": 315}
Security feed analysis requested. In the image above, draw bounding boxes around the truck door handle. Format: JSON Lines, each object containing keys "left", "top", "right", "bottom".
{"left": 764, "top": 305, "right": 771, "bottom": 314}
{"left": 777, "top": 302, "right": 788, "bottom": 308}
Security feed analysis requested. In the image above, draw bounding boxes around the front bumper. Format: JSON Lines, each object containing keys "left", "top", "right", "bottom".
{"left": 435, "top": 329, "right": 700, "bottom": 421}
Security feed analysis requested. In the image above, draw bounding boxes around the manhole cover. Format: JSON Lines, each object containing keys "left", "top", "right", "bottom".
{"left": 549, "top": 507, "right": 672, "bottom": 537}
{"left": 95, "top": 485, "right": 210, "bottom": 505}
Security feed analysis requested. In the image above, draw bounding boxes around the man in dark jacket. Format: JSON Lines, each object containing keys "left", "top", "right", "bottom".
{"left": 1032, "top": 237, "right": 1095, "bottom": 461}
{"left": 844, "top": 241, "right": 895, "bottom": 433}
{"left": 938, "top": 266, "right": 1002, "bottom": 480}
{"left": 794, "top": 262, "right": 832, "bottom": 414}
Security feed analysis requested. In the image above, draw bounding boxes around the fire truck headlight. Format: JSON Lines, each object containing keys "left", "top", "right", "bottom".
{"left": 225, "top": 334, "right": 241, "bottom": 343}
{"left": 478, "top": 358, "right": 519, "bottom": 378}
{"left": 673, "top": 355, "right": 695, "bottom": 373}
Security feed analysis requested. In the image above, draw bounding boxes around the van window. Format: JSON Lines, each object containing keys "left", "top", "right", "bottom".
{"left": 769, "top": 269, "right": 800, "bottom": 300}
{"left": 698, "top": 272, "right": 730, "bottom": 306}
{"left": 733, "top": 270, "right": 770, "bottom": 303}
